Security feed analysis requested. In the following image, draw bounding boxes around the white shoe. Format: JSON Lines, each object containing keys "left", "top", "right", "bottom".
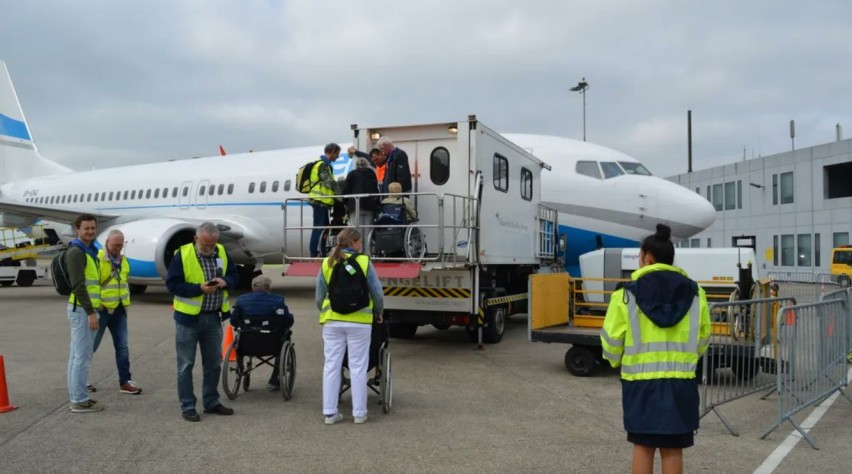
{"left": 324, "top": 413, "right": 344, "bottom": 425}
{"left": 354, "top": 415, "right": 368, "bottom": 424}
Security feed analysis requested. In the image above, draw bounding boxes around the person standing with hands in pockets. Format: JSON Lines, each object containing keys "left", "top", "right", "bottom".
{"left": 600, "top": 224, "right": 711, "bottom": 474}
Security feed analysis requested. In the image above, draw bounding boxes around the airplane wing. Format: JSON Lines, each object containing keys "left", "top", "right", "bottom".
{"left": 0, "top": 199, "right": 119, "bottom": 224}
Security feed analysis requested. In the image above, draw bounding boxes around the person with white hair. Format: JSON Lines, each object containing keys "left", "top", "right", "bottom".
{"left": 230, "top": 275, "right": 294, "bottom": 391}
{"left": 376, "top": 136, "right": 411, "bottom": 194}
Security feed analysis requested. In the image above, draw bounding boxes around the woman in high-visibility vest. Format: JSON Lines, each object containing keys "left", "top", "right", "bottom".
{"left": 600, "top": 224, "right": 711, "bottom": 474}
{"left": 316, "top": 227, "right": 384, "bottom": 425}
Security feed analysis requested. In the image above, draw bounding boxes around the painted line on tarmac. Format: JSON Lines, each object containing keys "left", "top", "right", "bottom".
{"left": 753, "top": 366, "right": 852, "bottom": 474}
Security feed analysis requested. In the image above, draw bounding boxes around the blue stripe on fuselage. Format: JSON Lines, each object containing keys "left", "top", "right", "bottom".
{"left": 560, "top": 224, "right": 638, "bottom": 276}
{"left": 0, "top": 113, "right": 31, "bottom": 141}
{"left": 126, "top": 257, "right": 159, "bottom": 279}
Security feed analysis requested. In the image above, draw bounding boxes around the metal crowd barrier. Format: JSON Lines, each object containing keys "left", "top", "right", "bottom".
{"left": 821, "top": 288, "right": 852, "bottom": 359}
{"left": 760, "top": 299, "right": 852, "bottom": 449}
{"left": 700, "top": 296, "right": 797, "bottom": 436}
{"left": 767, "top": 271, "right": 840, "bottom": 304}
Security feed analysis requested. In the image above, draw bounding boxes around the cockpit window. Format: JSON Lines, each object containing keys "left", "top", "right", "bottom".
{"left": 575, "top": 161, "right": 602, "bottom": 179}
{"left": 600, "top": 162, "right": 625, "bottom": 179}
{"left": 619, "top": 161, "right": 652, "bottom": 176}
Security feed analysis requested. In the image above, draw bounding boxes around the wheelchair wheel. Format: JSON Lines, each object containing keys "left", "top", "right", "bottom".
{"left": 221, "top": 340, "right": 242, "bottom": 400}
{"left": 405, "top": 226, "right": 425, "bottom": 261}
{"left": 366, "top": 229, "right": 378, "bottom": 258}
{"left": 280, "top": 341, "right": 296, "bottom": 401}
{"left": 379, "top": 345, "right": 392, "bottom": 414}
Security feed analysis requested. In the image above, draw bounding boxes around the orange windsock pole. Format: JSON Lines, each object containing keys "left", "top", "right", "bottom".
{"left": 0, "top": 356, "right": 18, "bottom": 413}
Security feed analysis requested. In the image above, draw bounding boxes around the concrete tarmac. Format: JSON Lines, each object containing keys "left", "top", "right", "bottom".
{"left": 1, "top": 273, "right": 851, "bottom": 473}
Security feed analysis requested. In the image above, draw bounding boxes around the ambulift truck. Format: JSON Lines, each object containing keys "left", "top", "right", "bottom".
{"left": 529, "top": 247, "right": 764, "bottom": 376}
{"left": 284, "top": 116, "right": 560, "bottom": 344}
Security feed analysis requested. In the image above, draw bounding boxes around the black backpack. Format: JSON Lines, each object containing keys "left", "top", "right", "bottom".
{"left": 327, "top": 253, "right": 370, "bottom": 314}
{"left": 51, "top": 248, "right": 74, "bottom": 296}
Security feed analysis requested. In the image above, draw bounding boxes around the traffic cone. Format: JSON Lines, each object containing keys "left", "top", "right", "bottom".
{"left": 0, "top": 355, "right": 18, "bottom": 414}
{"left": 222, "top": 325, "right": 236, "bottom": 362}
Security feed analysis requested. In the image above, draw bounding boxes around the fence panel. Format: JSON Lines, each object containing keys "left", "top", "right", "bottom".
{"left": 768, "top": 271, "right": 840, "bottom": 304}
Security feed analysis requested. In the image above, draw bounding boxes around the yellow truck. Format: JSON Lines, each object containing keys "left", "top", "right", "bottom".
{"left": 831, "top": 246, "right": 852, "bottom": 288}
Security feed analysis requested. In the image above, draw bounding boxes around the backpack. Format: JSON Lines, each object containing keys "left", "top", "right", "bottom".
{"left": 296, "top": 160, "right": 319, "bottom": 194}
{"left": 327, "top": 253, "right": 370, "bottom": 314}
{"left": 51, "top": 248, "right": 74, "bottom": 296}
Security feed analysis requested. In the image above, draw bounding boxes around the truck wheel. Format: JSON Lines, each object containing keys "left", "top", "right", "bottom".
{"left": 0, "top": 281, "right": 13, "bottom": 287}
{"left": 565, "top": 346, "right": 596, "bottom": 377}
{"left": 129, "top": 284, "right": 147, "bottom": 295}
{"left": 389, "top": 323, "right": 418, "bottom": 339}
{"left": 483, "top": 305, "right": 507, "bottom": 344}
{"left": 15, "top": 270, "right": 36, "bottom": 287}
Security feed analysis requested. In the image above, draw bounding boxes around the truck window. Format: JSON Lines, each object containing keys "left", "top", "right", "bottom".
{"left": 493, "top": 154, "right": 508, "bottom": 192}
{"left": 575, "top": 161, "right": 602, "bottom": 179}
{"left": 520, "top": 167, "right": 533, "bottom": 201}
{"left": 835, "top": 249, "right": 852, "bottom": 264}
{"left": 430, "top": 147, "right": 450, "bottom": 185}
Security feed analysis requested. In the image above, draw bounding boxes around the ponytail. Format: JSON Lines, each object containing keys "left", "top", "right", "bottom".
{"left": 328, "top": 227, "right": 362, "bottom": 267}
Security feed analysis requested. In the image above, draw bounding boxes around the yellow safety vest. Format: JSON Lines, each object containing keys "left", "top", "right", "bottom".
{"left": 319, "top": 252, "right": 373, "bottom": 324}
{"left": 97, "top": 249, "right": 131, "bottom": 309}
{"left": 308, "top": 159, "right": 335, "bottom": 206}
{"left": 600, "top": 263, "right": 711, "bottom": 381}
{"left": 172, "top": 243, "right": 231, "bottom": 315}
{"left": 69, "top": 249, "right": 101, "bottom": 310}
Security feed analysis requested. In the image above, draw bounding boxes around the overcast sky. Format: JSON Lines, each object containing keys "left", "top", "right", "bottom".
{"left": 2, "top": 0, "right": 851, "bottom": 177}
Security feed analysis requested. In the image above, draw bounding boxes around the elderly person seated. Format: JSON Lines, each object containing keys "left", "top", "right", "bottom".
{"left": 380, "top": 181, "right": 417, "bottom": 222}
{"left": 230, "top": 275, "right": 294, "bottom": 391}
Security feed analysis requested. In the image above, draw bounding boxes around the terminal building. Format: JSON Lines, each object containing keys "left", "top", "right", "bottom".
{"left": 667, "top": 138, "right": 852, "bottom": 275}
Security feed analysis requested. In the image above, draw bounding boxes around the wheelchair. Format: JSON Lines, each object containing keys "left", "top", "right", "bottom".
{"left": 367, "top": 202, "right": 425, "bottom": 261}
{"left": 221, "top": 314, "right": 296, "bottom": 401}
{"left": 339, "top": 321, "right": 393, "bottom": 414}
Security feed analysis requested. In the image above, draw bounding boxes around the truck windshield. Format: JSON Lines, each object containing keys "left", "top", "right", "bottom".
{"left": 834, "top": 250, "right": 852, "bottom": 265}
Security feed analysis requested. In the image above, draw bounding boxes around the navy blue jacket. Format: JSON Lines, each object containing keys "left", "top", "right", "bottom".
{"left": 230, "top": 292, "right": 294, "bottom": 330}
{"left": 620, "top": 270, "right": 700, "bottom": 436}
{"left": 165, "top": 245, "right": 239, "bottom": 326}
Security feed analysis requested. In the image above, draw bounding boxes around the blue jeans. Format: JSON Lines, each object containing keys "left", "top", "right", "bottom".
{"left": 67, "top": 304, "right": 96, "bottom": 403}
{"left": 93, "top": 305, "right": 131, "bottom": 386}
{"left": 310, "top": 202, "right": 330, "bottom": 258}
{"left": 175, "top": 312, "right": 223, "bottom": 412}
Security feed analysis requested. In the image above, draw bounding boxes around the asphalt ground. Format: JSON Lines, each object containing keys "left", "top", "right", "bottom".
{"left": 1, "top": 273, "right": 851, "bottom": 473}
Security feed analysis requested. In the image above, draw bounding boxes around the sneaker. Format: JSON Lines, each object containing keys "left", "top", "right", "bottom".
{"left": 70, "top": 400, "right": 104, "bottom": 413}
{"left": 120, "top": 381, "right": 142, "bottom": 395}
{"left": 354, "top": 415, "right": 368, "bottom": 424}
{"left": 203, "top": 404, "right": 234, "bottom": 416}
{"left": 86, "top": 382, "right": 97, "bottom": 393}
{"left": 324, "top": 413, "right": 344, "bottom": 425}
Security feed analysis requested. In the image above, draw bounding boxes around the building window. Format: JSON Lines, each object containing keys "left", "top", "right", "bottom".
{"left": 520, "top": 168, "right": 533, "bottom": 201}
{"left": 724, "top": 182, "right": 736, "bottom": 210}
{"left": 430, "top": 147, "right": 450, "bottom": 185}
{"left": 493, "top": 154, "right": 508, "bottom": 192}
{"left": 773, "top": 235, "right": 778, "bottom": 265}
{"left": 737, "top": 180, "right": 742, "bottom": 209}
{"left": 824, "top": 161, "right": 852, "bottom": 199}
{"left": 707, "top": 238, "right": 712, "bottom": 247}
{"left": 815, "top": 233, "right": 821, "bottom": 267}
{"left": 227, "top": 183, "right": 234, "bottom": 195}
{"left": 797, "top": 234, "right": 811, "bottom": 267}
{"left": 706, "top": 185, "right": 711, "bottom": 202}
{"left": 695, "top": 187, "right": 700, "bottom": 195}
{"left": 780, "top": 171, "right": 793, "bottom": 204}
{"left": 712, "top": 184, "right": 723, "bottom": 211}
{"left": 781, "top": 234, "right": 794, "bottom": 266}
{"left": 834, "top": 232, "right": 850, "bottom": 248}
{"left": 576, "top": 161, "right": 602, "bottom": 179}
{"left": 772, "top": 174, "right": 778, "bottom": 205}
{"left": 690, "top": 238, "right": 700, "bottom": 248}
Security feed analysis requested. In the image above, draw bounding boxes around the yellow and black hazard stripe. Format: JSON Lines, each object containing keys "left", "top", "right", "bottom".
{"left": 383, "top": 287, "right": 472, "bottom": 298}
{"left": 484, "top": 293, "right": 528, "bottom": 307}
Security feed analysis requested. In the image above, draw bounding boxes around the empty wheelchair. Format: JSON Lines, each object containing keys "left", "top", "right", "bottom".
{"left": 367, "top": 202, "right": 425, "bottom": 261}
{"left": 222, "top": 314, "right": 296, "bottom": 401}
{"left": 339, "top": 321, "right": 393, "bottom": 414}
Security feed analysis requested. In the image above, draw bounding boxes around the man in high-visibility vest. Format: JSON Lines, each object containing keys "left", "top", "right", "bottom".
{"left": 91, "top": 230, "right": 141, "bottom": 395}
{"left": 66, "top": 213, "right": 104, "bottom": 413}
{"left": 308, "top": 143, "right": 340, "bottom": 257}
{"left": 166, "top": 222, "right": 239, "bottom": 422}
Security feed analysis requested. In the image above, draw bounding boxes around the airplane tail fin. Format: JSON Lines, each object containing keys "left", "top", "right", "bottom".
{"left": 0, "top": 60, "right": 71, "bottom": 185}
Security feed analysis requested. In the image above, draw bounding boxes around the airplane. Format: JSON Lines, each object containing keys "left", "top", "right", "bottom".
{"left": 0, "top": 60, "right": 715, "bottom": 292}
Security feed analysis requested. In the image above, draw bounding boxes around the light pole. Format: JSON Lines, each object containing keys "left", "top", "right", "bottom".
{"left": 570, "top": 77, "right": 589, "bottom": 141}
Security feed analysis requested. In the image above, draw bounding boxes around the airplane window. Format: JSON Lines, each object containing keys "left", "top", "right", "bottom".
{"left": 227, "top": 183, "right": 234, "bottom": 195}
{"left": 182, "top": 187, "right": 189, "bottom": 197}
{"left": 493, "top": 154, "right": 508, "bottom": 192}
{"left": 430, "top": 147, "right": 450, "bottom": 185}
{"left": 260, "top": 181, "right": 267, "bottom": 193}
{"left": 600, "top": 162, "right": 625, "bottom": 179}
{"left": 272, "top": 181, "right": 279, "bottom": 192}
{"left": 162, "top": 187, "right": 168, "bottom": 198}
{"left": 138, "top": 189, "right": 143, "bottom": 198}
{"left": 172, "top": 187, "right": 178, "bottom": 198}
{"left": 619, "top": 161, "right": 652, "bottom": 176}
{"left": 146, "top": 189, "right": 151, "bottom": 199}
{"left": 74, "top": 195, "right": 80, "bottom": 203}
{"left": 131, "top": 190, "right": 137, "bottom": 200}
{"left": 217, "top": 184, "right": 224, "bottom": 195}
{"left": 199, "top": 186, "right": 205, "bottom": 196}
{"left": 60, "top": 196, "right": 65, "bottom": 204}
{"left": 93, "top": 193, "right": 98, "bottom": 202}
{"left": 575, "top": 161, "right": 602, "bottom": 179}
{"left": 87, "top": 193, "right": 92, "bottom": 202}
{"left": 154, "top": 188, "right": 160, "bottom": 199}
{"left": 123, "top": 191, "right": 129, "bottom": 200}
{"left": 101, "top": 192, "right": 106, "bottom": 201}
{"left": 520, "top": 167, "right": 533, "bottom": 201}
{"left": 208, "top": 184, "right": 215, "bottom": 196}
{"left": 249, "top": 182, "right": 255, "bottom": 193}
{"left": 284, "top": 180, "right": 291, "bottom": 192}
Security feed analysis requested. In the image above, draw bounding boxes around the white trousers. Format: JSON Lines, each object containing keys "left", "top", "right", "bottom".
{"left": 322, "top": 321, "right": 372, "bottom": 418}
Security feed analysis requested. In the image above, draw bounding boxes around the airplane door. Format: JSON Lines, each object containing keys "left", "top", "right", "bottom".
{"left": 178, "top": 181, "right": 193, "bottom": 210}
{"left": 196, "top": 179, "right": 211, "bottom": 209}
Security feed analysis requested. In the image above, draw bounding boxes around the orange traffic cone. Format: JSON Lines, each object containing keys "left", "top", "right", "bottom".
{"left": 0, "top": 355, "right": 18, "bottom": 414}
{"left": 222, "top": 326, "right": 236, "bottom": 362}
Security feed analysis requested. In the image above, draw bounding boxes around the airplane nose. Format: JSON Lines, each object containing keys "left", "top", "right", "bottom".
{"left": 657, "top": 181, "right": 717, "bottom": 238}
